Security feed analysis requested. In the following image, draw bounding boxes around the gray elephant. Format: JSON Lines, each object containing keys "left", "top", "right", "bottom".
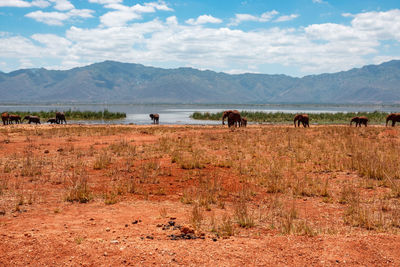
{"left": 294, "top": 114, "right": 309, "bottom": 128}
{"left": 56, "top": 112, "right": 66, "bottom": 124}
{"left": 386, "top": 113, "right": 400, "bottom": 127}
{"left": 8, "top": 114, "right": 22, "bottom": 124}
{"left": 150, "top": 113, "right": 159, "bottom": 124}
{"left": 350, "top": 116, "right": 368, "bottom": 127}
{"left": 23, "top": 115, "right": 40, "bottom": 124}
{"left": 222, "top": 110, "right": 241, "bottom": 127}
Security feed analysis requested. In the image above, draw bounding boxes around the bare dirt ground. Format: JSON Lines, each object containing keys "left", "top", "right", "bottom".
{"left": 0, "top": 124, "right": 399, "bottom": 266}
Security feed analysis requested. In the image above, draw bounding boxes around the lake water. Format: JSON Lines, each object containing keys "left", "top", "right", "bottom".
{"left": 1, "top": 104, "right": 400, "bottom": 125}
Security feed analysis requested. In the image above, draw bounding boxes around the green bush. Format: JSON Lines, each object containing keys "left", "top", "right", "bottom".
{"left": 2, "top": 109, "right": 126, "bottom": 120}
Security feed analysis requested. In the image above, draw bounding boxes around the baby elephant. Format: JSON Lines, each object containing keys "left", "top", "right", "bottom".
{"left": 240, "top": 117, "right": 247, "bottom": 127}
{"left": 350, "top": 116, "right": 368, "bottom": 127}
{"left": 23, "top": 115, "right": 41, "bottom": 124}
{"left": 47, "top": 118, "right": 58, "bottom": 124}
{"left": 149, "top": 113, "right": 159, "bottom": 124}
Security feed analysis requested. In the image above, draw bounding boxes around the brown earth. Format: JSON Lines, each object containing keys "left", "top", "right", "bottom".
{"left": 0, "top": 124, "right": 399, "bottom": 266}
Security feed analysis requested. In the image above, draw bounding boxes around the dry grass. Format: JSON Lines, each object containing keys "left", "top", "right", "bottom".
{"left": 0, "top": 125, "right": 399, "bottom": 237}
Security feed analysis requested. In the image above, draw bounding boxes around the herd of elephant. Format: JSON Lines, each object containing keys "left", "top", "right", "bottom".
{"left": 221, "top": 110, "right": 400, "bottom": 127}
{"left": 1, "top": 112, "right": 67, "bottom": 125}
{"left": 2, "top": 110, "right": 400, "bottom": 127}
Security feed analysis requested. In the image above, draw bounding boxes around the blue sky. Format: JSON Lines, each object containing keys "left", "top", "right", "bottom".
{"left": 1, "top": 0, "right": 400, "bottom": 76}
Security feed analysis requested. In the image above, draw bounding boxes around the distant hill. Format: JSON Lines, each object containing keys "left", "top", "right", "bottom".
{"left": 1, "top": 60, "right": 400, "bottom": 104}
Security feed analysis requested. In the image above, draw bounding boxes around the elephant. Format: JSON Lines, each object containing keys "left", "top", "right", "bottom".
{"left": 1, "top": 112, "right": 9, "bottom": 125}
{"left": 149, "top": 113, "right": 159, "bottom": 124}
{"left": 56, "top": 112, "right": 66, "bottom": 124}
{"left": 23, "top": 115, "right": 40, "bottom": 124}
{"left": 8, "top": 114, "right": 21, "bottom": 124}
{"left": 386, "top": 113, "right": 400, "bottom": 127}
{"left": 222, "top": 110, "right": 241, "bottom": 125}
{"left": 350, "top": 116, "right": 368, "bottom": 127}
{"left": 227, "top": 111, "right": 242, "bottom": 128}
{"left": 240, "top": 117, "right": 247, "bottom": 127}
{"left": 294, "top": 114, "right": 309, "bottom": 128}
{"left": 47, "top": 118, "right": 58, "bottom": 124}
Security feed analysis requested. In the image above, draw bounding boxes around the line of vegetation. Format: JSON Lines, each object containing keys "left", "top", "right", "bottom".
{"left": 2, "top": 109, "right": 126, "bottom": 120}
{"left": 191, "top": 111, "right": 391, "bottom": 124}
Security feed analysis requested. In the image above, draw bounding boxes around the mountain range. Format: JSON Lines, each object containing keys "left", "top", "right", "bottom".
{"left": 1, "top": 60, "right": 400, "bottom": 104}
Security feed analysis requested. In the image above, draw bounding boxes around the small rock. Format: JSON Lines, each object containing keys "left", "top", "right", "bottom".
{"left": 132, "top": 220, "right": 139, "bottom": 224}
{"left": 104, "top": 252, "right": 108, "bottom": 256}
{"left": 57, "top": 148, "right": 64, "bottom": 152}
{"left": 170, "top": 217, "right": 176, "bottom": 220}
{"left": 44, "top": 150, "right": 49, "bottom": 154}
{"left": 105, "top": 228, "right": 111, "bottom": 232}
{"left": 180, "top": 226, "right": 194, "bottom": 235}
{"left": 212, "top": 238, "right": 217, "bottom": 242}
{"left": 0, "top": 210, "right": 5, "bottom": 216}
{"left": 89, "top": 218, "right": 94, "bottom": 221}
{"left": 168, "top": 221, "right": 175, "bottom": 226}
{"left": 125, "top": 224, "right": 129, "bottom": 227}
{"left": 156, "top": 224, "right": 163, "bottom": 227}
{"left": 110, "top": 240, "right": 119, "bottom": 244}
{"left": 146, "top": 235, "right": 154, "bottom": 240}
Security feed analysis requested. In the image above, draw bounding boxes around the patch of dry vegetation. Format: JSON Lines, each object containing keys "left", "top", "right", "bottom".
{"left": 0, "top": 124, "right": 399, "bottom": 238}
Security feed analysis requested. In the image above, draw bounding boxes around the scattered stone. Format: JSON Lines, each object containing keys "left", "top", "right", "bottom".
{"left": 89, "top": 218, "right": 94, "bottom": 221}
{"left": 168, "top": 221, "right": 175, "bottom": 226}
{"left": 105, "top": 228, "right": 111, "bottom": 232}
{"left": 57, "top": 148, "right": 64, "bottom": 152}
{"left": 0, "top": 210, "right": 5, "bottom": 216}
{"left": 132, "top": 220, "right": 141, "bottom": 224}
{"left": 168, "top": 233, "right": 197, "bottom": 240}
{"left": 146, "top": 235, "right": 154, "bottom": 240}
{"left": 110, "top": 240, "right": 119, "bottom": 244}
{"left": 212, "top": 238, "right": 217, "bottom": 242}
{"left": 170, "top": 217, "right": 176, "bottom": 220}
{"left": 104, "top": 252, "right": 108, "bottom": 256}
{"left": 44, "top": 150, "right": 49, "bottom": 154}
{"left": 125, "top": 224, "right": 129, "bottom": 227}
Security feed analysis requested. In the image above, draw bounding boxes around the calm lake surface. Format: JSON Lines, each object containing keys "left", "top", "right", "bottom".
{"left": 1, "top": 104, "right": 400, "bottom": 125}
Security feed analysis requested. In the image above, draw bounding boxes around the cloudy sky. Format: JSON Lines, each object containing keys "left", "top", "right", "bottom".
{"left": 0, "top": 0, "right": 400, "bottom": 76}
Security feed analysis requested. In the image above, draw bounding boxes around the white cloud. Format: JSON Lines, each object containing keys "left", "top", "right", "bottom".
{"left": 274, "top": 14, "right": 299, "bottom": 22}
{"left": 97, "top": 1, "right": 173, "bottom": 27}
{"left": 312, "top": 0, "right": 327, "bottom": 4}
{"left": 229, "top": 10, "right": 278, "bottom": 26}
{"left": 49, "top": 0, "right": 73, "bottom": 11}
{"left": 0, "top": 0, "right": 50, "bottom": 8}
{"left": 25, "top": 11, "right": 68, "bottom": 25}
{"left": 88, "top": 0, "right": 122, "bottom": 4}
{"left": 0, "top": 0, "right": 31, "bottom": 7}
{"left": 3, "top": 8, "right": 400, "bottom": 75}
{"left": 186, "top": 15, "right": 222, "bottom": 25}
{"left": 25, "top": 8, "right": 94, "bottom": 25}
{"left": 351, "top": 9, "right": 400, "bottom": 40}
